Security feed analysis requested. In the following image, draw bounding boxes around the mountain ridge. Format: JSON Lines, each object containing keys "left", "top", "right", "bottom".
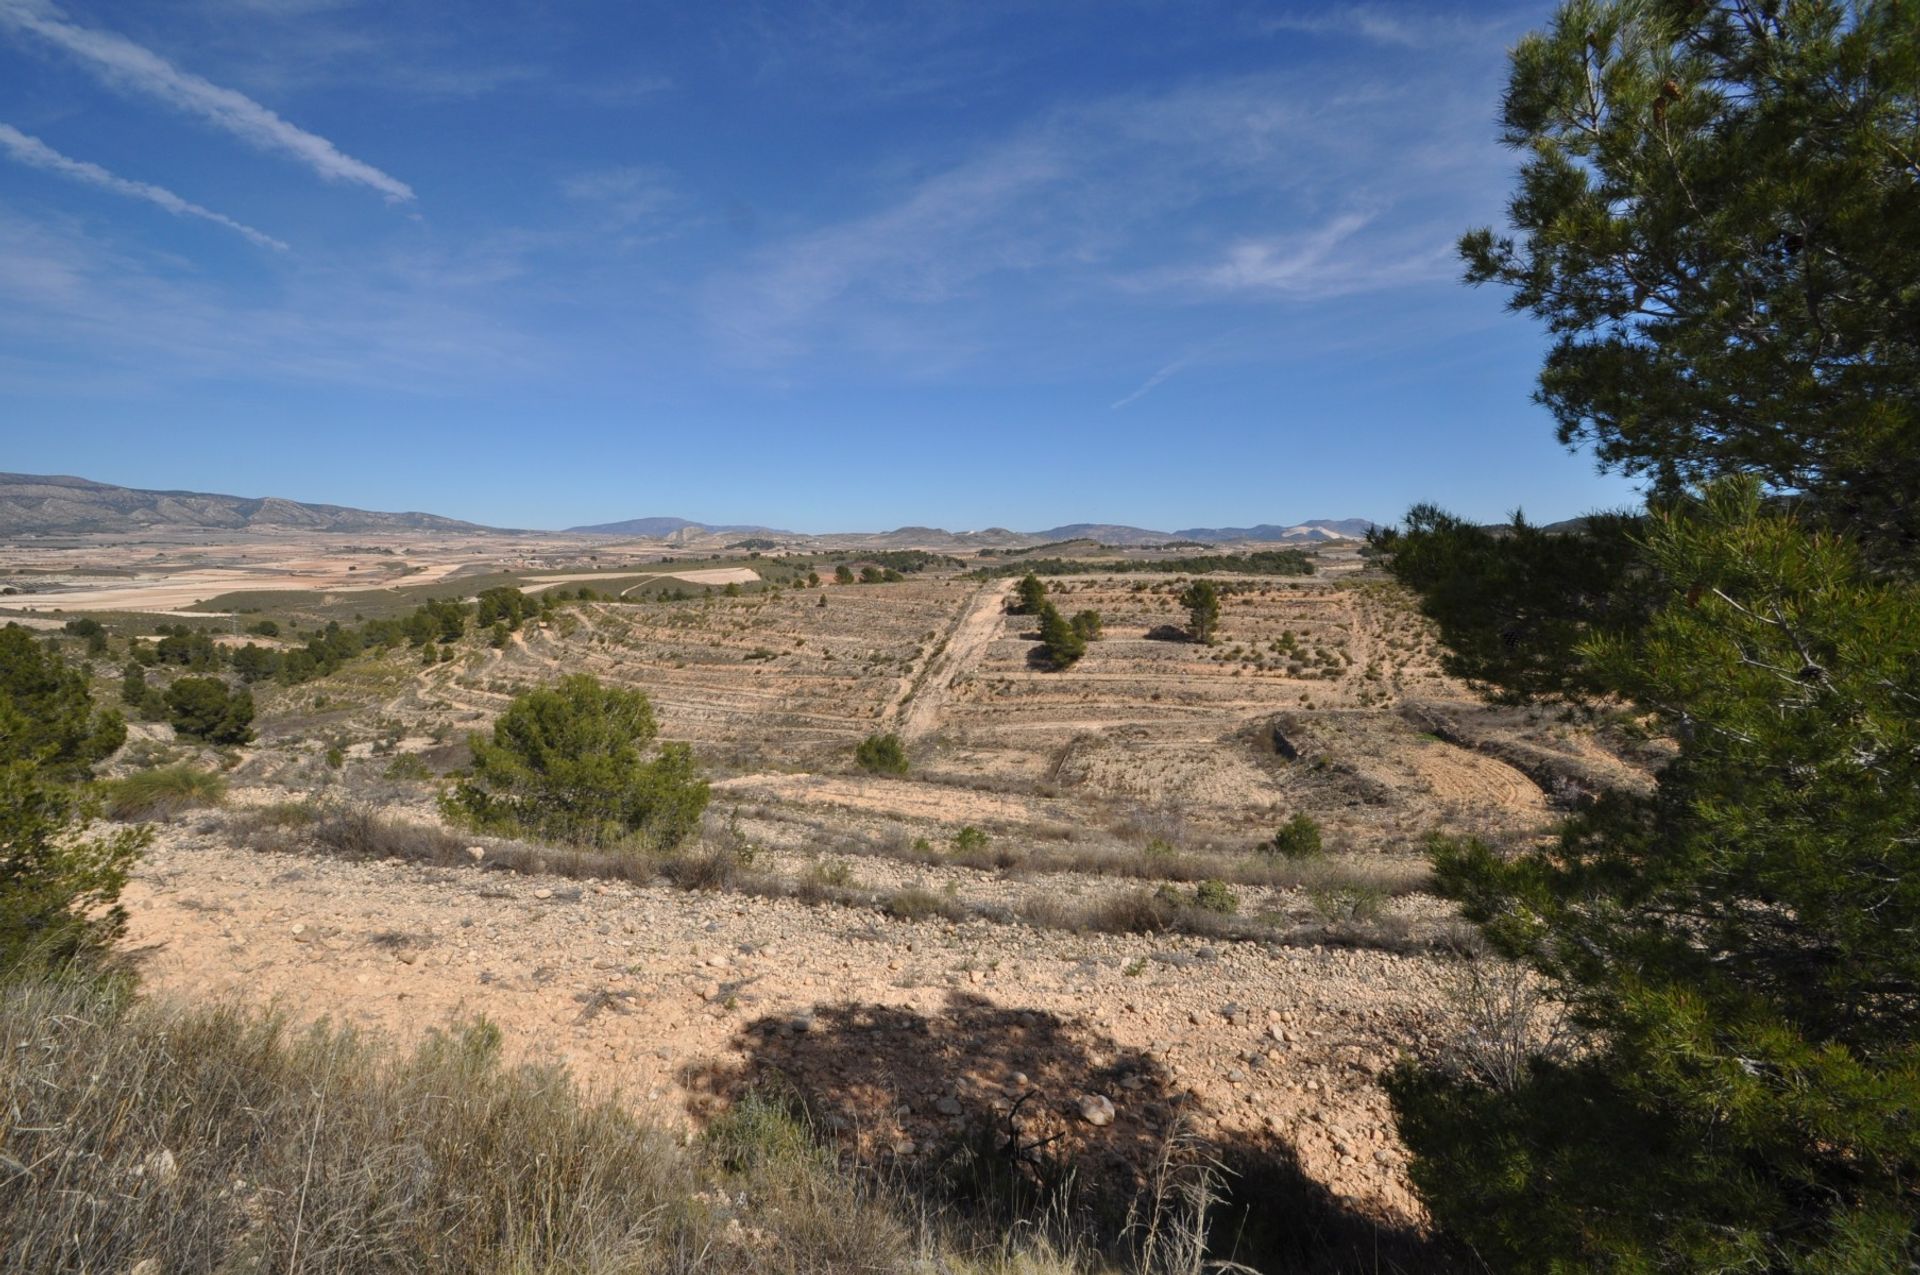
{"left": 0, "top": 473, "right": 1374, "bottom": 544}
{"left": 0, "top": 473, "right": 497, "bottom": 537}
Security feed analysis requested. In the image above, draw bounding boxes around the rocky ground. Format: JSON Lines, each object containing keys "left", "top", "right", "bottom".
{"left": 126, "top": 823, "right": 1459, "bottom": 1227}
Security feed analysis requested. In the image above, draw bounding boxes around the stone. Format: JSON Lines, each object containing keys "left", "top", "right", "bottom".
{"left": 466, "top": 846, "right": 485, "bottom": 862}
{"left": 534, "top": 888, "right": 553, "bottom": 900}
{"left": 934, "top": 1096, "right": 963, "bottom": 1116}
{"left": 1078, "top": 1094, "right": 1116, "bottom": 1127}
{"left": 142, "top": 1148, "right": 178, "bottom": 1187}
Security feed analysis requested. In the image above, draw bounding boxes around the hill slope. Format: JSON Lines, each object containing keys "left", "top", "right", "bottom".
{"left": 0, "top": 473, "right": 495, "bottom": 537}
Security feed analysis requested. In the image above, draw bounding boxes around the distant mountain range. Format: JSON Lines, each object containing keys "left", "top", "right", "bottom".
{"left": 565, "top": 517, "right": 1377, "bottom": 546}
{"left": 565, "top": 516, "right": 783, "bottom": 538}
{"left": 0, "top": 473, "right": 1374, "bottom": 545}
{"left": 0, "top": 473, "right": 494, "bottom": 537}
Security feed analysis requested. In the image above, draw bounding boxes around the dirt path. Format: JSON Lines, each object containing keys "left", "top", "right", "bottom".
{"left": 123, "top": 829, "right": 1451, "bottom": 1225}
{"left": 894, "top": 579, "right": 1014, "bottom": 740}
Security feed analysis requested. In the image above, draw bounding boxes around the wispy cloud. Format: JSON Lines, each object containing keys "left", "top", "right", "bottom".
{"left": 1150, "top": 211, "right": 1456, "bottom": 299}
{"left": 0, "top": 209, "right": 545, "bottom": 393}
{"left": 703, "top": 66, "right": 1499, "bottom": 369}
{"left": 0, "top": 122, "right": 286, "bottom": 249}
{"left": 1110, "top": 355, "right": 1192, "bottom": 409}
{"left": 1259, "top": 5, "right": 1522, "bottom": 50}
{"left": 0, "top": 0, "right": 414, "bottom": 202}
{"left": 560, "top": 165, "right": 685, "bottom": 238}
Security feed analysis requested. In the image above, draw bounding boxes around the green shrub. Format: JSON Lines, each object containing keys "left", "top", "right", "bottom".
{"left": 1309, "top": 884, "right": 1384, "bottom": 924}
{"left": 445, "top": 674, "right": 709, "bottom": 850}
{"left": 1265, "top": 813, "right": 1324, "bottom": 859}
{"left": 952, "top": 825, "right": 989, "bottom": 853}
{"left": 1191, "top": 878, "right": 1239, "bottom": 914}
{"left": 854, "top": 732, "right": 909, "bottom": 776}
{"left": 101, "top": 765, "right": 227, "bottom": 821}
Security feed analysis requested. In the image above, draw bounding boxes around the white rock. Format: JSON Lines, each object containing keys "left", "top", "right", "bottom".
{"left": 1078, "top": 1094, "right": 1116, "bottom": 1127}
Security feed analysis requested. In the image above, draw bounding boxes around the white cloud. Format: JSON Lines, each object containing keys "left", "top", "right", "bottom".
{"left": 702, "top": 67, "right": 1498, "bottom": 367}
{"left": 1168, "top": 211, "right": 1453, "bottom": 297}
{"left": 1259, "top": 6, "right": 1523, "bottom": 50}
{"left": 0, "top": 0, "right": 414, "bottom": 202}
{"left": 0, "top": 122, "right": 286, "bottom": 249}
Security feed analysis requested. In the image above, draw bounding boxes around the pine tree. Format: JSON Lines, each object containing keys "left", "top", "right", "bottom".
{"left": 1178, "top": 580, "right": 1220, "bottom": 645}
{"left": 1013, "top": 572, "right": 1048, "bottom": 615}
{"left": 1386, "top": 483, "right": 1920, "bottom": 1269}
{"left": 1037, "top": 602, "right": 1085, "bottom": 669}
{"left": 1460, "top": 0, "right": 1920, "bottom": 565}
{"left": 1379, "top": 2, "right": 1920, "bottom": 1265}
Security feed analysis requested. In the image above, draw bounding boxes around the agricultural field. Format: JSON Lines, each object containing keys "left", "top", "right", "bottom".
{"left": 5, "top": 533, "right": 1653, "bottom": 1256}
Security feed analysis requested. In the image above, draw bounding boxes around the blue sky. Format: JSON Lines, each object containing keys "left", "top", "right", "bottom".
{"left": 0, "top": 0, "right": 1641, "bottom": 533}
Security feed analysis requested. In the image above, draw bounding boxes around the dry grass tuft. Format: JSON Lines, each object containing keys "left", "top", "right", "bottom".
{"left": 102, "top": 765, "right": 228, "bottom": 821}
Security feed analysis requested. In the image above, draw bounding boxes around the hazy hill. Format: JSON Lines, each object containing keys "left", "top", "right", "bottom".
{"left": 1172, "top": 519, "right": 1376, "bottom": 542}
{"left": 565, "top": 516, "right": 785, "bottom": 537}
{"left": 0, "top": 473, "right": 494, "bottom": 537}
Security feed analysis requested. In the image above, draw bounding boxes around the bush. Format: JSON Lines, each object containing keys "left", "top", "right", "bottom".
{"left": 952, "top": 825, "right": 989, "bottom": 853}
{"left": 163, "top": 677, "right": 254, "bottom": 745}
{"left": 102, "top": 765, "right": 228, "bottom": 821}
{"left": 1309, "top": 883, "right": 1385, "bottom": 924}
{"left": 1069, "top": 609, "right": 1103, "bottom": 641}
{"left": 445, "top": 675, "right": 709, "bottom": 850}
{"left": 1191, "top": 878, "right": 1239, "bottom": 914}
{"left": 854, "top": 732, "right": 909, "bottom": 776}
{"left": 1265, "top": 813, "right": 1324, "bottom": 859}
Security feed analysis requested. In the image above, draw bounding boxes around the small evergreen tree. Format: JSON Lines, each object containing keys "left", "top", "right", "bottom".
{"left": 445, "top": 675, "right": 708, "bottom": 850}
{"left": 854, "top": 732, "right": 909, "bottom": 776}
{"left": 1069, "top": 609, "right": 1103, "bottom": 641}
{"left": 0, "top": 626, "right": 124, "bottom": 780}
{"left": 1037, "top": 602, "right": 1086, "bottom": 669}
{"left": 1013, "top": 572, "right": 1048, "bottom": 616}
{"left": 834, "top": 565, "right": 855, "bottom": 585}
{"left": 1, "top": 653, "right": 147, "bottom": 977}
{"left": 163, "top": 677, "right": 254, "bottom": 746}
{"left": 1178, "top": 580, "right": 1220, "bottom": 645}
{"left": 1265, "top": 813, "right": 1323, "bottom": 860}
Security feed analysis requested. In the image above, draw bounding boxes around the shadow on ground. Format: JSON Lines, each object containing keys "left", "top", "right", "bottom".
{"left": 687, "top": 991, "right": 1458, "bottom": 1273}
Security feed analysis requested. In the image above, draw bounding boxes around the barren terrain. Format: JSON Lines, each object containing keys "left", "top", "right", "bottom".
{"left": 7, "top": 527, "right": 1648, "bottom": 1232}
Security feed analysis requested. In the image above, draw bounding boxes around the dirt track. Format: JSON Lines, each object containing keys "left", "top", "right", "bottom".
{"left": 895, "top": 578, "right": 1015, "bottom": 740}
